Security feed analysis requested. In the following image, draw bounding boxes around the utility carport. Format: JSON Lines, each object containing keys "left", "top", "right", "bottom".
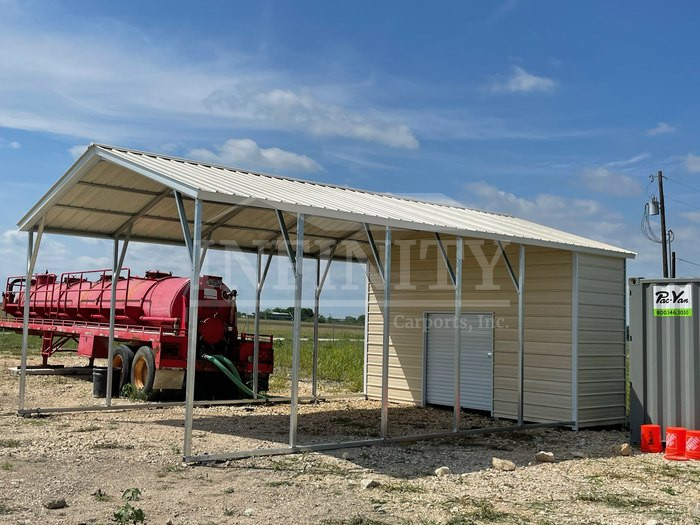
{"left": 15, "top": 144, "right": 635, "bottom": 462}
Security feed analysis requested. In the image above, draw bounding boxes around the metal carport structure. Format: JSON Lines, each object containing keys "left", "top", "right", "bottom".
{"left": 14, "top": 144, "right": 635, "bottom": 462}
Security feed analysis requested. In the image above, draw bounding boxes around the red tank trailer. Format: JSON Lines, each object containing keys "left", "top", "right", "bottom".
{"left": 0, "top": 269, "right": 274, "bottom": 397}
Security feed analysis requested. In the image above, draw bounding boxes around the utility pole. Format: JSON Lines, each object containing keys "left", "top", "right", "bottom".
{"left": 657, "top": 170, "right": 669, "bottom": 278}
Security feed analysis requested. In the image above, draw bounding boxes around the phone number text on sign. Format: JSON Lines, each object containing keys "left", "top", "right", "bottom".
{"left": 653, "top": 284, "right": 693, "bottom": 317}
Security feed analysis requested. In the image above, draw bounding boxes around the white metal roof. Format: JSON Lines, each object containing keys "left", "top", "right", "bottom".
{"left": 18, "top": 144, "right": 635, "bottom": 259}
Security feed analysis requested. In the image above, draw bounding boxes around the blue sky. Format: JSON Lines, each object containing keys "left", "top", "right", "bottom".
{"left": 2, "top": 0, "right": 700, "bottom": 315}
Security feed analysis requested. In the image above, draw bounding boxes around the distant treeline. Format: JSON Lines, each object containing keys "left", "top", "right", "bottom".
{"left": 240, "top": 307, "right": 365, "bottom": 325}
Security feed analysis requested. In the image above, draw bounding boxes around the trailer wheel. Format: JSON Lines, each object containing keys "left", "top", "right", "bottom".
{"left": 112, "top": 344, "right": 134, "bottom": 395}
{"left": 131, "top": 346, "right": 156, "bottom": 395}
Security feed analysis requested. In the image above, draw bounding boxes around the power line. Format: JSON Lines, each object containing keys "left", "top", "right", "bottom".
{"left": 677, "top": 257, "right": 700, "bottom": 269}
{"left": 665, "top": 176, "right": 700, "bottom": 194}
{"left": 665, "top": 195, "right": 700, "bottom": 213}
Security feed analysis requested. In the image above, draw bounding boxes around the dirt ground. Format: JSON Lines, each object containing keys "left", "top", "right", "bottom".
{"left": 1, "top": 356, "right": 700, "bottom": 525}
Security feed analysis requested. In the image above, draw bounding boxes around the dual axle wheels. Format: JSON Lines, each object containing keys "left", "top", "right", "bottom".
{"left": 112, "top": 345, "right": 156, "bottom": 396}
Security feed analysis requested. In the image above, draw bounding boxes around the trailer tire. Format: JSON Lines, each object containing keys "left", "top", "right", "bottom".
{"left": 131, "top": 346, "right": 156, "bottom": 395}
{"left": 112, "top": 344, "right": 134, "bottom": 395}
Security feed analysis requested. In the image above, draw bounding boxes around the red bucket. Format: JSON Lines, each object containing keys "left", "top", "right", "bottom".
{"left": 641, "top": 424, "right": 663, "bottom": 453}
{"left": 664, "top": 427, "right": 688, "bottom": 461}
{"left": 686, "top": 430, "right": 700, "bottom": 461}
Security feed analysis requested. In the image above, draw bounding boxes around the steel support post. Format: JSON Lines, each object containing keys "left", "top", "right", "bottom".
{"left": 571, "top": 252, "right": 580, "bottom": 429}
{"left": 380, "top": 227, "right": 391, "bottom": 438}
{"left": 253, "top": 248, "right": 262, "bottom": 398}
{"left": 253, "top": 247, "right": 273, "bottom": 397}
{"left": 18, "top": 219, "right": 44, "bottom": 412}
{"left": 183, "top": 199, "right": 203, "bottom": 458}
{"left": 363, "top": 263, "right": 370, "bottom": 397}
{"left": 106, "top": 229, "right": 131, "bottom": 407}
{"left": 312, "top": 255, "right": 321, "bottom": 398}
{"left": 453, "top": 237, "right": 463, "bottom": 432}
{"left": 517, "top": 244, "right": 525, "bottom": 426}
{"left": 106, "top": 239, "right": 119, "bottom": 406}
{"left": 311, "top": 244, "right": 336, "bottom": 399}
{"left": 289, "top": 214, "right": 304, "bottom": 448}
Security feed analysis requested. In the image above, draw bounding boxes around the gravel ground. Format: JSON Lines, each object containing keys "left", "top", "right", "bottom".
{"left": 1, "top": 355, "right": 700, "bottom": 525}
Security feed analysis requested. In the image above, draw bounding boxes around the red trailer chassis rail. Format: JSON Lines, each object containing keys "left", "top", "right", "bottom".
{"left": 0, "top": 316, "right": 196, "bottom": 369}
{"left": 0, "top": 316, "right": 273, "bottom": 377}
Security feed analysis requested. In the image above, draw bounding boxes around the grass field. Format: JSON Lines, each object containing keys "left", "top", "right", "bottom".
{"left": 235, "top": 317, "right": 364, "bottom": 340}
{"left": 0, "top": 319, "right": 366, "bottom": 393}
{"left": 269, "top": 338, "right": 364, "bottom": 393}
{"left": 0, "top": 331, "right": 39, "bottom": 356}
{"left": 236, "top": 319, "right": 365, "bottom": 393}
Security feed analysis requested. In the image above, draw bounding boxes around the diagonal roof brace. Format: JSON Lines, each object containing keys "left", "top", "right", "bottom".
{"left": 364, "top": 223, "right": 385, "bottom": 284}
{"left": 174, "top": 191, "right": 194, "bottom": 262}
{"left": 497, "top": 240, "right": 519, "bottom": 293}
{"left": 435, "top": 233, "right": 457, "bottom": 289}
{"left": 276, "top": 209, "right": 296, "bottom": 273}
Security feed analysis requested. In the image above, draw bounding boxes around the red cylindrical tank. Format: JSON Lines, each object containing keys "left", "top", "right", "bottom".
{"left": 3, "top": 270, "right": 234, "bottom": 334}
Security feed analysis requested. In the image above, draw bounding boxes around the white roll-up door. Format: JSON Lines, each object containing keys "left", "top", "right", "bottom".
{"left": 425, "top": 313, "right": 493, "bottom": 413}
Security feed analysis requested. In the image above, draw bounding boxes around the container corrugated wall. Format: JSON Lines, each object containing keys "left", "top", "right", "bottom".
{"left": 629, "top": 278, "right": 700, "bottom": 444}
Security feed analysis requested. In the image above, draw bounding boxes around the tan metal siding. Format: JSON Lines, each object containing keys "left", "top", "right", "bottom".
{"left": 576, "top": 254, "right": 626, "bottom": 427}
{"left": 366, "top": 232, "right": 574, "bottom": 422}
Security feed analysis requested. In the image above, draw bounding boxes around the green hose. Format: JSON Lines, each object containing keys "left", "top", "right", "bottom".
{"left": 202, "top": 354, "right": 265, "bottom": 399}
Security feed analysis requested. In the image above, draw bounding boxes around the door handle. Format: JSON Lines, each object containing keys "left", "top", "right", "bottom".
{"left": 487, "top": 352, "right": 493, "bottom": 358}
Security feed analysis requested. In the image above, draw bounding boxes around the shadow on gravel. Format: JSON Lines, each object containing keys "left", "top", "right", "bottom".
{"left": 150, "top": 403, "right": 627, "bottom": 478}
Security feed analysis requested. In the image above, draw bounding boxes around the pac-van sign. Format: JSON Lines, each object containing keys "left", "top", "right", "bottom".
{"left": 653, "top": 284, "right": 693, "bottom": 317}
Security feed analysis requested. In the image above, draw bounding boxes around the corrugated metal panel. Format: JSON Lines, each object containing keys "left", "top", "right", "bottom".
{"left": 576, "top": 254, "right": 626, "bottom": 427}
{"left": 366, "top": 234, "right": 575, "bottom": 424}
{"left": 629, "top": 278, "right": 700, "bottom": 444}
{"left": 18, "top": 144, "right": 635, "bottom": 259}
{"left": 425, "top": 313, "right": 494, "bottom": 412}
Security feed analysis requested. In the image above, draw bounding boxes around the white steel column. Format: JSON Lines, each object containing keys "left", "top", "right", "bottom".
{"left": 289, "top": 213, "right": 304, "bottom": 448}
{"left": 312, "top": 244, "right": 336, "bottom": 399}
{"left": 571, "top": 252, "right": 580, "bottom": 429}
{"left": 517, "top": 244, "right": 526, "bottom": 426}
{"left": 453, "top": 237, "right": 463, "bottom": 432}
{"left": 253, "top": 246, "right": 273, "bottom": 397}
{"left": 363, "top": 263, "right": 370, "bottom": 397}
{"left": 380, "top": 227, "right": 391, "bottom": 438}
{"left": 183, "top": 199, "right": 203, "bottom": 458}
{"left": 436, "top": 234, "right": 463, "bottom": 432}
{"left": 312, "top": 255, "right": 321, "bottom": 398}
{"left": 106, "top": 228, "right": 131, "bottom": 407}
{"left": 18, "top": 218, "right": 45, "bottom": 412}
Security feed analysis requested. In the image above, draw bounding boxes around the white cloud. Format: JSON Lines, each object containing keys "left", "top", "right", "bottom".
{"left": 581, "top": 167, "right": 643, "bottom": 196}
{"left": 68, "top": 144, "right": 89, "bottom": 159}
{"left": 685, "top": 154, "right": 700, "bottom": 173}
{"left": 647, "top": 122, "right": 676, "bottom": 136}
{"left": 0, "top": 14, "right": 418, "bottom": 149}
{"left": 680, "top": 211, "right": 700, "bottom": 223}
{"left": 490, "top": 66, "right": 557, "bottom": 93}
{"left": 604, "top": 152, "right": 650, "bottom": 167}
{"left": 462, "top": 181, "right": 630, "bottom": 249}
{"left": 188, "top": 139, "right": 322, "bottom": 173}
{"left": 459, "top": 181, "right": 700, "bottom": 280}
{"left": 0, "top": 138, "right": 21, "bottom": 149}
{"left": 204, "top": 88, "right": 419, "bottom": 149}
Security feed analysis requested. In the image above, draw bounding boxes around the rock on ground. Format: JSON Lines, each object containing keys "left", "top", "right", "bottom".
{"left": 690, "top": 501, "right": 700, "bottom": 518}
{"left": 534, "top": 451, "right": 555, "bottom": 463}
{"left": 492, "top": 457, "right": 516, "bottom": 471}
{"left": 434, "top": 466, "right": 451, "bottom": 477}
{"left": 361, "top": 478, "right": 380, "bottom": 489}
{"left": 615, "top": 443, "right": 632, "bottom": 456}
{"left": 43, "top": 498, "right": 68, "bottom": 510}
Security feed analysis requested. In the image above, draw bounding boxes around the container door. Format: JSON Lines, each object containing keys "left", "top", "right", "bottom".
{"left": 425, "top": 313, "right": 493, "bottom": 413}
